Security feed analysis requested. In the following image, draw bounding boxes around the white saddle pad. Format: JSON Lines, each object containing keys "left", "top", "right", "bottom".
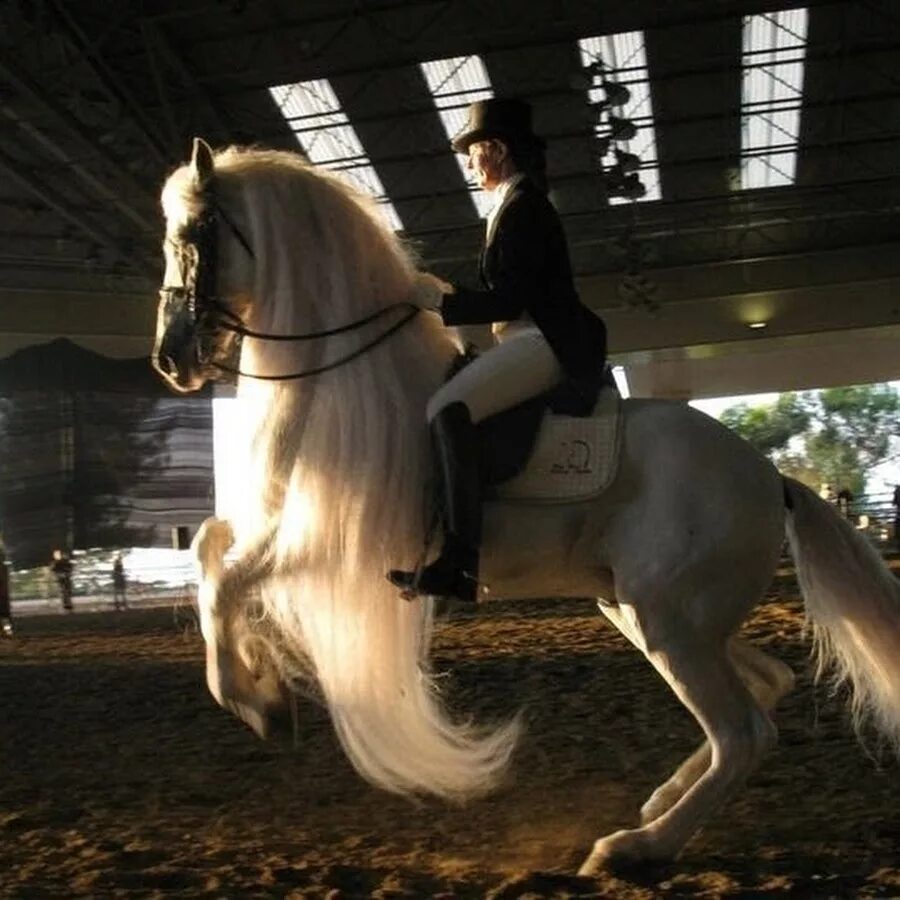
{"left": 494, "top": 388, "right": 621, "bottom": 504}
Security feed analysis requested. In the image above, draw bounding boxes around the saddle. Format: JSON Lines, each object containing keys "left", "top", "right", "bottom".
{"left": 453, "top": 353, "right": 622, "bottom": 504}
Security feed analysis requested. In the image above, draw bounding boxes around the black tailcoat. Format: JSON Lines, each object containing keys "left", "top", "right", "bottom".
{"left": 439, "top": 178, "right": 607, "bottom": 380}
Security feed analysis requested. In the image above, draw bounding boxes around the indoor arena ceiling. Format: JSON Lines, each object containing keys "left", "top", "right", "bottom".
{"left": 0, "top": 0, "right": 898, "bottom": 398}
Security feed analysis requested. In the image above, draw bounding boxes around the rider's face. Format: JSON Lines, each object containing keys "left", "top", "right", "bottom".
{"left": 465, "top": 140, "right": 507, "bottom": 192}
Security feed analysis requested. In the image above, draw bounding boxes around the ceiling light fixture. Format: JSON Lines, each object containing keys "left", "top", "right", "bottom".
{"left": 578, "top": 31, "right": 661, "bottom": 203}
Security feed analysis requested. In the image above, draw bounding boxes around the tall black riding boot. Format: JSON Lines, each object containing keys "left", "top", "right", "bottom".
{"left": 388, "top": 402, "right": 481, "bottom": 603}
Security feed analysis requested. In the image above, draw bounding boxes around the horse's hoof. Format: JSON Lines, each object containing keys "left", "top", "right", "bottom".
{"left": 577, "top": 829, "right": 659, "bottom": 875}
{"left": 577, "top": 844, "right": 609, "bottom": 877}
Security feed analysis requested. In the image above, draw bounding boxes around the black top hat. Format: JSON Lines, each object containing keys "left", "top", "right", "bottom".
{"left": 450, "top": 98, "right": 545, "bottom": 154}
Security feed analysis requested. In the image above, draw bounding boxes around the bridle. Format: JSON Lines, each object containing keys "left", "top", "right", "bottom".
{"left": 157, "top": 181, "right": 420, "bottom": 383}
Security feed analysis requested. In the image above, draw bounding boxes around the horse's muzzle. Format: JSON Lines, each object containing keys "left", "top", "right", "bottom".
{"left": 152, "top": 303, "right": 210, "bottom": 391}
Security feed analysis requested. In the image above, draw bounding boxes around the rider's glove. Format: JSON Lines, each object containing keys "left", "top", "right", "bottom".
{"left": 409, "top": 272, "right": 454, "bottom": 312}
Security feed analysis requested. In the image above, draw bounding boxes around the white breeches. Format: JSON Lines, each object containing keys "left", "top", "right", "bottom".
{"left": 426, "top": 326, "right": 563, "bottom": 424}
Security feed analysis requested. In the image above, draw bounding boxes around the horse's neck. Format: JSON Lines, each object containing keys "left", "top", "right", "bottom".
{"left": 238, "top": 318, "right": 452, "bottom": 561}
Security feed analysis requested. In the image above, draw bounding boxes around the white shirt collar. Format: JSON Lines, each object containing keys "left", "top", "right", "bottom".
{"left": 485, "top": 172, "right": 525, "bottom": 236}
{"left": 490, "top": 172, "right": 525, "bottom": 212}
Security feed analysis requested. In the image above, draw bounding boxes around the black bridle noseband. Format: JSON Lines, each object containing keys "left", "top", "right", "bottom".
{"left": 158, "top": 182, "right": 420, "bottom": 383}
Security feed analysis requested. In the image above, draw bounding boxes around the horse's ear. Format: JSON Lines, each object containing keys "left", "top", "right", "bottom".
{"left": 190, "top": 138, "right": 215, "bottom": 188}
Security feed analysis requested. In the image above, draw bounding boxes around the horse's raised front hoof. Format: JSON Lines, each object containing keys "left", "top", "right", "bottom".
{"left": 206, "top": 641, "right": 293, "bottom": 742}
{"left": 577, "top": 828, "right": 664, "bottom": 875}
{"left": 221, "top": 696, "right": 294, "bottom": 742}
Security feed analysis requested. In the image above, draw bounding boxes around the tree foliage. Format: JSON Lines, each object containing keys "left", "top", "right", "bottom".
{"left": 718, "top": 384, "right": 900, "bottom": 494}
{"left": 719, "top": 393, "right": 810, "bottom": 456}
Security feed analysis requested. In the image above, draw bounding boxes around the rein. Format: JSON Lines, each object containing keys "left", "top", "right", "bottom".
{"left": 161, "top": 183, "right": 422, "bottom": 382}
{"left": 212, "top": 302, "right": 421, "bottom": 381}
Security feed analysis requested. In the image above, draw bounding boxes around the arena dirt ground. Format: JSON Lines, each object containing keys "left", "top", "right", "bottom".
{"left": 1, "top": 571, "right": 898, "bottom": 898}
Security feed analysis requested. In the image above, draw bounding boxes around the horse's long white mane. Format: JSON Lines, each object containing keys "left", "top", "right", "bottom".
{"left": 166, "top": 147, "right": 519, "bottom": 798}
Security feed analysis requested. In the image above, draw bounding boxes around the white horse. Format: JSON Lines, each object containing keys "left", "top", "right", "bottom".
{"left": 152, "top": 140, "right": 900, "bottom": 873}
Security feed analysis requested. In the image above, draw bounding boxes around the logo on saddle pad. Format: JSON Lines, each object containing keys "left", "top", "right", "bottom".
{"left": 495, "top": 389, "right": 621, "bottom": 503}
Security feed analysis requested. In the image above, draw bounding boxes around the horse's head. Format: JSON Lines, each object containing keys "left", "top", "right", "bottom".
{"left": 152, "top": 138, "right": 249, "bottom": 393}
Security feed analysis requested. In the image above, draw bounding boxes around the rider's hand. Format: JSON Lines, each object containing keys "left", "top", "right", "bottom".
{"left": 410, "top": 272, "right": 454, "bottom": 311}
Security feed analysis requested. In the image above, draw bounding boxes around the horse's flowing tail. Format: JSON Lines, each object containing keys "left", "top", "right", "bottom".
{"left": 784, "top": 477, "right": 900, "bottom": 751}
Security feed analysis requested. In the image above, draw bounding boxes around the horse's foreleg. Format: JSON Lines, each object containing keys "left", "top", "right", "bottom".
{"left": 579, "top": 634, "right": 777, "bottom": 871}
{"left": 192, "top": 518, "right": 292, "bottom": 738}
{"left": 638, "top": 636, "right": 795, "bottom": 824}
{"left": 193, "top": 517, "right": 236, "bottom": 642}
{"left": 193, "top": 517, "right": 279, "bottom": 634}
{"left": 597, "top": 600, "right": 711, "bottom": 827}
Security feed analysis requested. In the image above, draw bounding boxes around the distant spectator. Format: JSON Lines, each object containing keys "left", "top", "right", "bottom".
{"left": 836, "top": 488, "right": 854, "bottom": 519}
{"left": 51, "top": 549, "right": 73, "bottom": 612}
{"left": 112, "top": 553, "right": 127, "bottom": 611}
{"left": 819, "top": 483, "right": 834, "bottom": 503}
{"left": 0, "top": 548, "right": 12, "bottom": 637}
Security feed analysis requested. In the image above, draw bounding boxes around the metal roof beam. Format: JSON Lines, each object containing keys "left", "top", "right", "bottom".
{"left": 0, "top": 59, "right": 158, "bottom": 225}
{"left": 179, "top": 0, "right": 838, "bottom": 88}
{"left": 0, "top": 148, "right": 146, "bottom": 272}
{"left": 44, "top": 0, "right": 169, "bottom": 163}
{"left": 140, "top": 20, "right": 232, "bottom": 146}
{"left": 0, "top": 104, "right": 156, "bottom": 240}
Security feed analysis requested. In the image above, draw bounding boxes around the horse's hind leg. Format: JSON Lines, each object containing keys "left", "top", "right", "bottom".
{"left": 730, "top": 637, "right": 796, "bottom": 710}
{"left": 637, "top": 637, "right": 794, "bottom": 824}
{"left": 598, "top": 600, "right": 719, "bottom": 826}
{"left": 579, "top": 632, "right": 777, "bottom": 871}
{"left": 597, "top": 606, "right": 788, "bottom": 843}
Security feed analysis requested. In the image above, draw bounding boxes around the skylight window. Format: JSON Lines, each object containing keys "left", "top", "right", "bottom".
{"left": 268, "top": 79, "right": 403, "bottom": 230}
{"left": 579, "top": 32, "right": 661, "bottom": 204}
{"left": 741, "top": 8, "right": 808, "bottom": 189}
{"left": 420, "top": 55, "right": 494, "bottom": 217}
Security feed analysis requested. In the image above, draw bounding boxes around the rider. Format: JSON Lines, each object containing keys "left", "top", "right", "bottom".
{"left": 388, "top": 98, "right": 608, "bottom": 604}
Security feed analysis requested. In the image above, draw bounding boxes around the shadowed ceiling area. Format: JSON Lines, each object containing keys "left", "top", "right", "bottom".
{"left": 0, "top": 0, "right": 897, "bottom": 397}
